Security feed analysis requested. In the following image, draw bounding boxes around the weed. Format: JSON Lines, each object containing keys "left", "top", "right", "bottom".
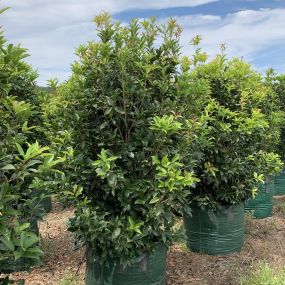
{"left": 59, "top": 273, "right": 83, "bottom": 285}
{"left": 240, "top": 262, "right": 285, "bottom": 285}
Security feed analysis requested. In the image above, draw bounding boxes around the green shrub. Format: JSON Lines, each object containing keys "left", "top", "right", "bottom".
{"left": 265, "top": 69, "right": 285, "bottom": 161}
{"left": 0, "top": 8, "right": 58, "bottom": 277}
{"left": 51, "top": 14, "right": 199, "bottom": 266}
{"left": 41, "top": 79, "right": 85, "bottom": 206}
{"left": 179, "top": 37, "right": 283, "bottom": 210}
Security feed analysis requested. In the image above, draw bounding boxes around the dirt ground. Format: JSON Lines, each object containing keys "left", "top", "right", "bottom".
{"left": 7, "top": 197, "right": 285, "bottom": 285}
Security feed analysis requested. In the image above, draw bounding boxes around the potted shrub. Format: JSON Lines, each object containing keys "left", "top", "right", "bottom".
{"left": 243, "top": 70, "right": 284, "bottom": 218}
{"left": 0, "top": 181, "right": 41, "bottom": 284}
{"left": 0, "top": 10, "right": 57, "bottom": 276}
{"left": 0, "top": 12, "right": 53, "bottom": 214}
{"left": 274, "top": 170, "right": 285, "bottom": 196}
{"left": 41, "top": 79, "right": 87, "bottom": 208}
{"left": 59, "top": 15, "right": 198, "bottom": 284}
{"left": 179, "top": 38, "right": 282, "bottom": 255}
{"left": 244, "top": 153, "right": 282, "bottom": 219}
{"left": 265, "top": 70, "right": 285, "bottom": 196}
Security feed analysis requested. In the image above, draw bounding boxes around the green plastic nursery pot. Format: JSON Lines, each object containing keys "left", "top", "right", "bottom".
{"left": 28, "top": 217, "right": 39, "bottom": 235}
{"left": 85, "top": 244, "right": 167, "bottom": 285}
{"left": 41, "top": 196, "right": 52, "bottom": 213}
{"left": 244, "top": 180, "right": 274, "bottom": 219}
{"left": 274, "top": 171, "right": 285, "bottom": 196}
{"left": 33, "top": 189, "right": 52, "bottom": 214}
{"left": 183, "top": 204, "right": 245, "bottom": 255}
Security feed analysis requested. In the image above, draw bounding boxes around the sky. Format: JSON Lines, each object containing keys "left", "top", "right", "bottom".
{"left": 1, "top": 0, "right": 285, "bottom": 86}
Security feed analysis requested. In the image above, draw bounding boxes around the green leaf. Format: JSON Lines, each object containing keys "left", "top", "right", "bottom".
{"left": 21, "top": 247, "right": 43, "bottom": 259}
{"left": 106, "top": 97, "right": 114, "bottom": 106}
{"left": 0, "top": 7, "right": 10, "bottom": 15}
{"left": 15, "top": 223, "right": 30, "bottom": 233}
{"left": 20, "top": 232, "right": 39, "bottom": 250}
{"left": 0, "top": 236, "right": 15, "bottom": 251}
{"left": 15, "top": 143, "right": 25, "bottom": 158}
{"left": 112, "top": 228, "right": 121, "bottom": 239}
{"left": 114, "top": 106, "right": 125, "bottom": 114}
{"left": 149, "top": 196, "right": 160, "bottom": 204}
{"left": 1, "top": 164, "right": 15, "bottom": 170}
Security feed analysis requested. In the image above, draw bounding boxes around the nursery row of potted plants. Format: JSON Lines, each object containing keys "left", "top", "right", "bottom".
{"left": 1, "top": 11, "right": 285, "bottom": 285}
{"left": 245, "top": 174, "right": 285, "bottom": 219}
{"left": 43, "top": 15, "right": 285, "bottom": 285}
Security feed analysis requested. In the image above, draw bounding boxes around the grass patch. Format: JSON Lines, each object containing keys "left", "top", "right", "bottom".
{"left": 59, "top": 273, "right": 83, "bottom": 285}
{"left": 240, "top": 262, "right": 285, "bottom": 285}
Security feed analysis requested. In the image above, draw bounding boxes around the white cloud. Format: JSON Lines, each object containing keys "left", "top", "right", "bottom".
{"left": 1, "top": 0, "right": 217, "bottom": 35}
{"left": 1, "top": 1, "right": 285, "bottom": 85}
{"left": 169, "top": 14, "right": 222, "bottom": 27}
{"left": 177, "top": 8, "right": 285, "bottom": 63}
{"left": 0, "top": 0, "right": 217, "bottom": 85}
{"left": 11, "top": 21, "right": 97, "bottom": 85}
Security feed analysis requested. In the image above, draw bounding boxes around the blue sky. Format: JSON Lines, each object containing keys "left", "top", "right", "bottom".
{"left": 1, "top": 0, "right": 285, "bottom": 85}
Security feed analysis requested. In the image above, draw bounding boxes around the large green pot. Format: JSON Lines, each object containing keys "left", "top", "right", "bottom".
{"left": 245, "top": 180, "right": 274, "bottom": 219}
{"left": 41, "top": 196, "right": 52, "bottom": 213}
{"left": 33, "top": 189, "right": 52, "bottom": 214}
{"left": 274, "top": 171, "right": 285, "bottom": 196}
{"left": 85, "top": 244, "right": 167, "bottom": 285}
{"left": 183, "top": 204, "right": 245, "bottom": 255}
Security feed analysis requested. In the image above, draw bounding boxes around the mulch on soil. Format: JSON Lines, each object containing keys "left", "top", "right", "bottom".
{"left": 6, "top": 197, "right": 285, "bottom": 285}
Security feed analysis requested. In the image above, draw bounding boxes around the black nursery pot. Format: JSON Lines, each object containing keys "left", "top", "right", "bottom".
{"left": 85, "top": 244, "right": 167, "bottom": 285}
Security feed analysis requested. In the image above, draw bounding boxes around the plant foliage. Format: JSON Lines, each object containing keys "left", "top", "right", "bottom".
{"left": 178, "top": 38, "right": 283, "bottom": 210}
{"left": 47, "top": 15, "right": 198, "bottom": 265}
{"left": 0, "top": 8, "right": 56, "bottom": 277}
